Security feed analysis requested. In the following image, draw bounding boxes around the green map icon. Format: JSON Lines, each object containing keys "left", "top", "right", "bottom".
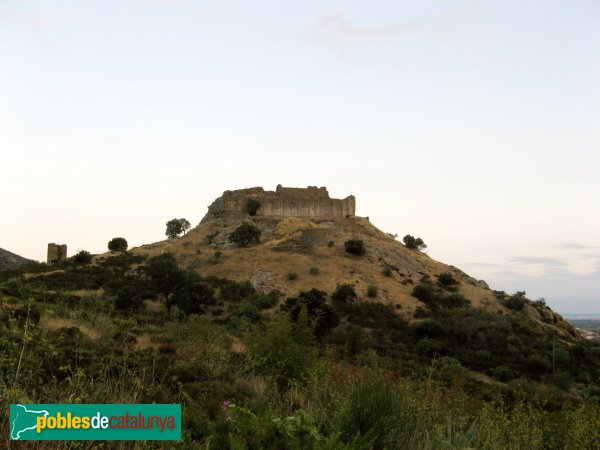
{"left": 10, "top": 404, "right": 49, "bottom": 440}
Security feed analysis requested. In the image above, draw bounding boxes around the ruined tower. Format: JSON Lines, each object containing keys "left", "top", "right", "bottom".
{"left": 47, "top": 243, "right": 67, "bottom": 265}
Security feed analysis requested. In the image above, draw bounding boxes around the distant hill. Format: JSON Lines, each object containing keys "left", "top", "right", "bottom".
{"left": 0, "top": 247, "right": 33, "bottom": 271}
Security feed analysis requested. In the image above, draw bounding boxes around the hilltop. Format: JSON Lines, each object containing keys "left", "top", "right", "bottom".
{"left": 131, "top": 186, "right": 577, "bottom": 340}
{"left": 0, "top": 247, "right": 32, "bottom": 271}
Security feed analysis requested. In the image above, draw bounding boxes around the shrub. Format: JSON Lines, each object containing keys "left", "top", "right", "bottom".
{"left": 308, "top": 267, "right": 320, "bottom": 275}
{"left": 171, "top": 271, "right": 216, "bottom": 316}
{"left": 214, "top": 251, "right": 222, "bottom": 258}
{"left": 246, "top": 312, "right": 318, "bottom": 390}
{"left": 332, "top": 284, "right": 357, "bottom": 304}
{"left": 382, "top": 267, "right": 393, "bottom": 277}
{"left": 287, "top": 272, "right": 297, "bottom": 281}
{"left": 107, "top": 237, "right": 128, "bottom": 252}
{"left": 402, "top": 234, "right": 426, "bottom": 251}
{"left": 492, "top": 365, "right": 515, "bottom": 382}
{"left": 327, "top": 240, "right": 334, "bottom": 248}
{"left": 412, "top": 319, "right": 443, "bottom": 338}
{"left": 245, "top": 198, "right": 261, "bottom": 216}
{"left": 367, "top": 284, "right": 378, "bottom": 298}
{"left": 229, "top": 223, "right": 261, "bottom": 247}
{"left": 411, "top": 283, "right": 437, "bottom": 304}
{"left": 344, "top": 239, "right": 365, "bottom": 256}
{"left": 443, "top": 293, "right": 469, "bottom": 308}
{"left": 72, "top": 250, "right": 93, "bottom": 265}
{"left": 416, "top": 338, "right": 443, "bottom": 356}
{"left": 527, "top": 354, "right": 551, "bottom": 375}
{"left": 282, "top": 289, "right": 339, "bottom": 338}
{"left": 505, "top": 291, "right": 527, "bottom": 310}
{"left": 437, "top": 272, "right": 458, "bottom": 287}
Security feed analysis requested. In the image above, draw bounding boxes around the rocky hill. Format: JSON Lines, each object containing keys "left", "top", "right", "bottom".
{"left": 0, "top": 247, "right": 32, "bottom": 271}
{"left": 131, "top": 185, "right": 578, "bottom": 340}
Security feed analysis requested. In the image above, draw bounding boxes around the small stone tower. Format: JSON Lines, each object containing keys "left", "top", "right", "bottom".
{"left": 47, "top": 243, "right": 67, "bottom": 265}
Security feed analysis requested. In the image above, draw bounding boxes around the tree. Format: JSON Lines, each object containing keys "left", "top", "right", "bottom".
{"left": 402, "top": 234, "right": 427, "bottom": 251}
{"left": 171, "top": 270, "right": 215, "bottom": 315}
{"left": 282, "top": 289, "right": 339, "bottom": 338}
{"left": 72, "top": 250, "right": 92, "bottom": 265}
{"left": 108, "top": 237, "right": 128, "bottom": 252}
{"left": 166, "top": 218, "right": 191, "bottom": 239}
{"left": 144, "top": 253, "right": 184, "bottom": 312}
{"left": 245, "top": 199, "right": 261, "bottom": 216}
{"left": 229, "top": 223, "right": 261, "bottom": 247}
{"left": 344, "top": 239, "right": 365, "bottom": 256}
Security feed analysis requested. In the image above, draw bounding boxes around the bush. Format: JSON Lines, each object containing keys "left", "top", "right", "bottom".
{"left": 327, "top": 240, "right": 334, "bottom": 248}
{"left": 527, "top": 354, "right": 551, "bottom": 375}
{"left": 107, "top": 237, "right": 128, "bottom": 252}
{"left": 308, "top": 267, "right": 320, "bottom": 275}
{"left": 72, "top": 250, "right": 93, "bottom": 265}
{"left": 443, "top": 293, "right": 469, "bottom": 308}
{"left": 287, "top": 272, "right": 297, "bottom": 281}
{"left": 245, "top": 199, "right": 261, "bottom": 216}
{"left": 171, "top": 271, "right": 216, "bottom": 315}
{"left": 281, "top": 289, "right": 339, "bottom": 338}
{"left": 367, "top": 284, "right": 378, "bottom": 298}
{"left": 416, "top": 338, "right": 443, "bottom": 356}
{"left": 344, "top": 239, "right": 365, "bottom": 256}
{"left": 332, "top": 284, "right": 357, "bottom": 304}
{"left": 229, "top": 223, "right": 261, "bottom": 247}
{"left": 492, "top": 365, "right": 515, "bottom": 382}
{"left": 246, "top": 313, "right": 318, "bottom": 390}
{"left": 437, "top": 272, "right": 458, "bottom": 287}
{"left": 505, "top": 291, "right": 527, "bottom": 310}
{"left": 412, "top": 283, "right": 437, "bottom": 304}
{"left": 382, "top": 267, "right": 393, "bottom": 277}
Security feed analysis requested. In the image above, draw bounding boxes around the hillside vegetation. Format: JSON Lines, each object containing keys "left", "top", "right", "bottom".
{"left": 1, "top": 213, "right": 599, "bottom": 448}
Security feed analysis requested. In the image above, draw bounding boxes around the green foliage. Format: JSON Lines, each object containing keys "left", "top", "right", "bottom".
{"left": 327, "top": 240, "right": 335, "bottom": 248}
{"left": 382, "top": 266, "right": 393, "bottom": 277}
{"left": 107, "top": 237, "right": 128, "bottom": 252}
{"left": 282, "top": 289, "right": 339, "bottom": 338}
{"left": 366, "top": 284, "right": 378, "bottom": 298}
{"left": 505, "top": 291, "right": 527, "bottom": 310}
{"left": 287, "top": 272, "right": 297, "bottom": 281}
{"left": 171, "top": 271, "right": 216, "bottom": 315}
{"left": 344, "top": 239, "right": 365, "bottom": 256}
{"left": 229, "top": 223, "right": 261, "bottom": 247}
{"left": 165, "top": 218, "right": 191, "bottom": 238}
{"left": 416, "top": 338, "right": 443, "bottom": 356}
{"left": 443, "top": 292, "right": 470, "bottom": 308}
{"left": 402, "top": 234, "right": 427, "bottom": 251}
{"left": 246, "top": 312, "right": 318, "bottom": 390}
{"left": 412, "top": 282, "right": 436, "bottom": 303}
{"left": 72, "top": 250, "right": 93, "bottom": 265}
{"left": 331, "top": 283, "right": 357, "bottom": 304}
{"left": 492, "top": 365, "right": 515, "bottom": 382}
{"left": 245, "top": 198, "right": 261, "bottom": 216}
{"left": 438, "top": 272, "right": 458, "bottom": 287}
{"left": 308, "top": 266, "right": 320, "bottom": 275}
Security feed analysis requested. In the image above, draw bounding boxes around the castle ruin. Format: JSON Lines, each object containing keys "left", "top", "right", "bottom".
{"left": 203, "top": 185, "right": 355, "bottom": 221}
{"left": 47, "top": 243, "right": 67, "bottom": 265}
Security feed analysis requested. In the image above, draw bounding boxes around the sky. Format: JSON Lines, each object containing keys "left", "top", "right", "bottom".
{"left": 0, "top": 0, "right": 598, "bottom": 315}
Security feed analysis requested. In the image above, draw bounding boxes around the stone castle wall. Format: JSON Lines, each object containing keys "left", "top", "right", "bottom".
{"left": 204, "top": 185, "right": 355, "bottom": 220}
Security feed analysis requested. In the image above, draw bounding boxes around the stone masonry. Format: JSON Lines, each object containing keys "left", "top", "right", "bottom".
{"left": 47, "top": 243, "right": 67, "bottom": 265}
{"left": 203, "top": 185, "right": 355, "bottom": 220}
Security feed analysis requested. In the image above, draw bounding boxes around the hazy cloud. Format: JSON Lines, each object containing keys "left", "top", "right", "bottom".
{"left": 310, "top": 6, "right": 481, "bottom": 45}
{"left": 509, "top": 256, "right": 566, "bottom": 267}
{"left": 311, "top": 14, "right": 417, "bottom": 44}
{"left": 559, "top": 242, "right": 597, "bottom": 250}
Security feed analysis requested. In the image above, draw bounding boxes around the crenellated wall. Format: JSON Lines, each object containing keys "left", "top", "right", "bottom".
{"left": 203, "top": 185, "right": 355, "bottom": 220}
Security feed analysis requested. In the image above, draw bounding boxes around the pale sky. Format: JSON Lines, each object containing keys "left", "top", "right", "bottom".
{"left": 1, "top": 0, "right": 599, "bottom": 315}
